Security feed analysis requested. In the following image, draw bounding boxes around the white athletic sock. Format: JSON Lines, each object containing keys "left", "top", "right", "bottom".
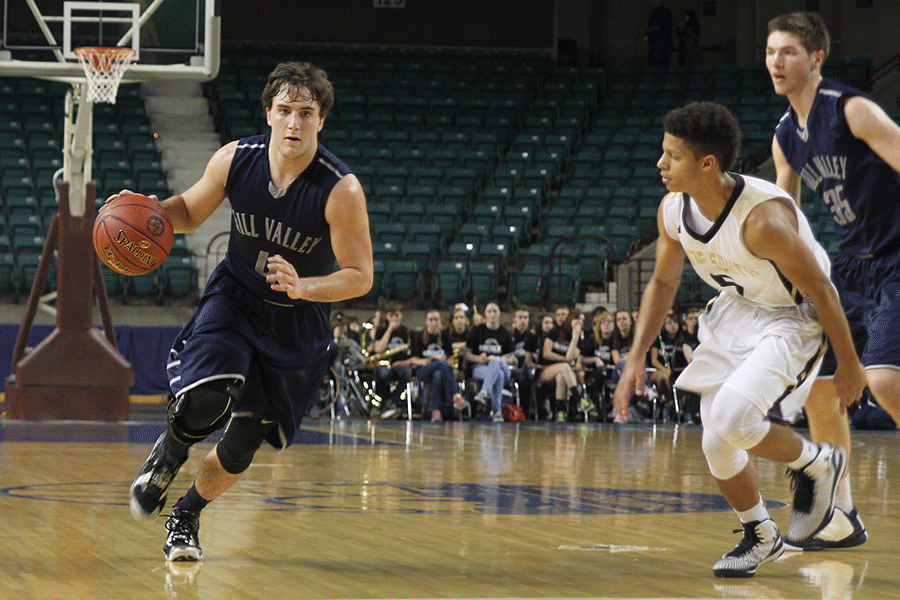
{"left": 735, "top": 494, "right": 769, "bottom": 524}
{"left": 787, "top": 438, "right": 820, "bottom": 471}
{"left": 835, "top": 476, "right": 853, "bottom": 512}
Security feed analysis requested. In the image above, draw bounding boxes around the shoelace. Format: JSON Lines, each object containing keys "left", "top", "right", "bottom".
{"left": 165, "top": 511, "right": 199, "bottom": 541}
{"left": 725, "top": 523, "right": 760, "bottom": 557}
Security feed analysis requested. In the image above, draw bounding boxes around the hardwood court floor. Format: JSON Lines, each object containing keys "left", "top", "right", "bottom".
{"left": 0, "top": 418, "right": 897, "bottom": 600}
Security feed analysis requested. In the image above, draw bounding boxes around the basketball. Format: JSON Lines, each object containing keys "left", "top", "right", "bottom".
{"left": 93, "top": 192, "right": 174, "bottom": 276}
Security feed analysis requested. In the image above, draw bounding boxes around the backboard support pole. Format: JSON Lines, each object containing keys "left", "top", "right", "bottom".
{"left": 5, "top": 181, "right": 134, "bottom": 421}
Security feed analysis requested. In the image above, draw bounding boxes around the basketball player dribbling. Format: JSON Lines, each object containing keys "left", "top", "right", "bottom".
{"left": 768, "top": 11, "right": 900, "bottom": 550}
{"left": 613, "top": 102, "right": 866, "bottom": 578}
{"left": 121, "top": 61, "right": 373, "bottom": 561}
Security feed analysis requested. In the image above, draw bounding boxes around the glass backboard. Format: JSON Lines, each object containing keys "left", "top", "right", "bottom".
{"left": 0, "top": 0, "right": 219, "bottom": 83}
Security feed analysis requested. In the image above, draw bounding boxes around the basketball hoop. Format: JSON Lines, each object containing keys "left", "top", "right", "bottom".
{"left": 74, "top": 46, "right": 136, "bottom": 104}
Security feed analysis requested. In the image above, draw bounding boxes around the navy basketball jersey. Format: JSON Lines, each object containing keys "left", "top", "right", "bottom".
{"left": 774, "top": 79, "right": 900, "bottom": 257}
{"left": 223, "top": 134, "right": 351, "bottom": 304}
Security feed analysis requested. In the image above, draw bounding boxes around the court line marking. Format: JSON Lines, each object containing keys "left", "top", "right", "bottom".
{"left": 557, "top": 544, "right": 669, "bottom": 552}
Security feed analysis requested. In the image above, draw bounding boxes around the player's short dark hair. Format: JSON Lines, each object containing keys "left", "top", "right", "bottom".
{"left": 663, "top": 102, "right": 742, "bottom": 171}
{"left": 261, "top": 61, "right": 335, "bottom": 118}
{"left": 767, "top": 12, "right": 830, "bottom": 59}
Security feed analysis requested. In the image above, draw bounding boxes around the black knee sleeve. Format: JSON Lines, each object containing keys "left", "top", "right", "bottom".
{"left": 216, "top": 417, "right": 276, "bottom": 474}
{"left": 168, "top": 378, "right": 241, "bottom": 445}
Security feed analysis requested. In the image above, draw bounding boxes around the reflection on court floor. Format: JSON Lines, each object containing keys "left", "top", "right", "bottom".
{"left": 0, "top": 418, "right": 895, "bottom": 600}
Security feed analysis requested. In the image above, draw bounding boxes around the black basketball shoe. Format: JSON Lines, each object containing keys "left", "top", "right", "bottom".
{"left": 130, "top": 432, "right": 188, "bottom": 520}
{"left": 164, "top": 505, "right": 203, "bottom": 561}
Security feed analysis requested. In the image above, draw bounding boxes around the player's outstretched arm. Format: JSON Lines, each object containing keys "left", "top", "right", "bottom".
{"left": 743, "top": 198, "right": 867, "bottom": 406}
{"left": 613, "top": 201, "right": 686, "bottom": 420}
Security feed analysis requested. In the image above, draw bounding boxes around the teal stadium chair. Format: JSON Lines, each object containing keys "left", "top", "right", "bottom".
{"left": 510, "top": 261, "right": 544, "bottom": 305}
{"left": 99, "top": 264, "right": 124, "bottom": 296}
{"left": 0, "top": 252, "right": 15, "bottom": 293}
{"left": 163, "top": 256, "right": 198, "bottom": 296}
{"left": 432, "top": 259, "right": 468, "bottom": 302}
{"left": 469, "top": 260, "right": 499, "bottom": 301}
{"left": 127, "top": 271, "right": 162, "bottom": 301}
{"left": 384, "top": 260, "right": 419, "bottom": 301}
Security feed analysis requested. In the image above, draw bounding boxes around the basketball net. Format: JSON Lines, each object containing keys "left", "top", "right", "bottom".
{"left": 74, "top": 46, "right": 136, "bottom": 104}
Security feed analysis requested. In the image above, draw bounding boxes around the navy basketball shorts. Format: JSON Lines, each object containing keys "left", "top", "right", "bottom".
{"left": 167, "top": 264, "right": 331, "bottom": 448}
{"left": 818, "top": 248, "right": 900, "bottom": 377}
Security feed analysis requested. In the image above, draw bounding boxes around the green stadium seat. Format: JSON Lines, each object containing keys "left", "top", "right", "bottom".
{"left": 509, "top": 261, "right": 544, "bottom": 304}
{"left": 407, "top": 223, "right": 445, "bottom": 251}
{"left": 491, "top": 224, "right": 522, "bottom": 248}
{"left": 446, "top": 241, "right": 480, "bottom": 257}
{"left": 472, "top": 203, "right": 503, "bottom": 226}
{"left": 458, "top": 223, "right": 489, "bottom": 245}
{"left": 15, "top": 252, "right": 50, "bottom": 295}
{"left": 400, "top": 241, "right": 435, "bottom": 271}
{"left": 502, "top": 205, "right": 534, "bottom": 233}
{"left": 0, "top": 252, "right": 15, "bottom": 292}
{"left": 163, "top": 256, "right": 197, "bottom": 296}
{"left": 547, "top": 263, "right": 581, "bottom": 305}
{"left": 384, "top": 260, "right": 419, "bottom": 300}
{"left": 469, "top": 260, "right": 499, "bottom": 300}
{"left": 127, "top": 271, "right": 162, "bottom": 299}
{"left": 367, "top": 202, "right": 392, "bottom": 225}
{"left": 13, "top": 234, "right": 45, "bottom": 251}
{"left": 425, "top": 204, "right": 461, "bottom": 228}
{"left": 8, "top": 214, "right": 42, "bottom": 236}
{"left": 432, "top": 259, "right": 468, "bottom": 302}
{"left": 372, "top": 241, "right": 400, "bottom": 256}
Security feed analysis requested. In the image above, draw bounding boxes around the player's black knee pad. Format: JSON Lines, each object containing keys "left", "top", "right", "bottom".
{"left": 167, "top": 378, "right": 241, "bottom": 445}
{"left": 215, "top": 416, "right": 276, "bottom": 474}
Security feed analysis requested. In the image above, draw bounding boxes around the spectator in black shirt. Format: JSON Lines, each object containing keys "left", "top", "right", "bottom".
{"left": 540, "top": 309, "right": 586, "bottom": 422}
{"left": 409, "top": 309, "right": 468, "bottom": 422}
{"left": 372, "top": 301, "right": 413, "bottom": 419}
{"left": 510, "top": 308, "right": 539, "bottom": 417}
{"left": 464, "top": 302, "right": 517, "bottom": 422}
{"left": 581, "top": 310, "right": 615, "bottom": 412}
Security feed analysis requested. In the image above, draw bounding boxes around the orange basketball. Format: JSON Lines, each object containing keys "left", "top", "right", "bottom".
{"left": 93, "top": 193, "right": 174, "bottom": 276}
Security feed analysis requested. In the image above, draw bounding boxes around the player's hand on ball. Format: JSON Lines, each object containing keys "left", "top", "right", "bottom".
{"left": 105, "top": 189, "right": 158, "bottom": 205}
{"left": 266, "top": 254, "right": 307, "bottom": 299}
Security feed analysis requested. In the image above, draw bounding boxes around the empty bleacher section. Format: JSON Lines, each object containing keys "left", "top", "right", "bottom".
{"left": 206, "top": 42, "right": 609, "bottom": 308}
{"left": 0, "top": 42, "right": 877, "bottom": 309}
{"left": 0, "top": 68, "right": 199, "bottom": 303}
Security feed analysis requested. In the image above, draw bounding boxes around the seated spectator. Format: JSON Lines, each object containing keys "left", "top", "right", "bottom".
{"left": 464, "top": 302, "right": 517, "bottom": 422}
{"left": 554, "top": 304, "right": 570, "bottom": 328}
{"left": 409, "top": 309, "right": 468, "bottom": 422}
{"left": 539, "top": 309, "right": 587, "bottom": 422}
{"left": 611, "top": 309, "right": 635, "bottom": 380}
{"left": 681, "top": 306, "right": 700, "bottom": 353}
{"left": 345, "top": 316, "right": 362, "bottom": 345}
{"left": 371, "top": 301, "right": 413, "bottom": 419}
{"left": 580, "top": 310, "right": 615, "bottom": 414}
{"left": 649, "top": 310, "right": 691, "bottom": 418}
{"left": 611, "top": 309, "right": 650, "bottom": 422}
{"left": 510, "top": 307, "right": 539, "bottom": 416}
{"left": 538, "top": 314, "right": 555, "bottom": 339}
{"left": 444, "top": 304, "right": 472, "bottom": 375}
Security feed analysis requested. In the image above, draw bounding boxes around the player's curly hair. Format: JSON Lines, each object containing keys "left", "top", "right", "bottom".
{"left": 663, "top": 102, "right": 742, "bottom": 171}
{"left": 768, "top": 12, "right": 830, "bottom": 59}
{"left": 261, "top": 61, "right": 335, "bottom": 118}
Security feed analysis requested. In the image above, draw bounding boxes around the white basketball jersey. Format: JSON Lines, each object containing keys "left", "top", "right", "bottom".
{"left": 662, "top": 174, "right": 831, "bottom": 308}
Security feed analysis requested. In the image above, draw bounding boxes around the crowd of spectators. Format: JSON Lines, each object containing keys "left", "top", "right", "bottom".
{"left": 328, "top": 301, "right": 706, "bottom": 423}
